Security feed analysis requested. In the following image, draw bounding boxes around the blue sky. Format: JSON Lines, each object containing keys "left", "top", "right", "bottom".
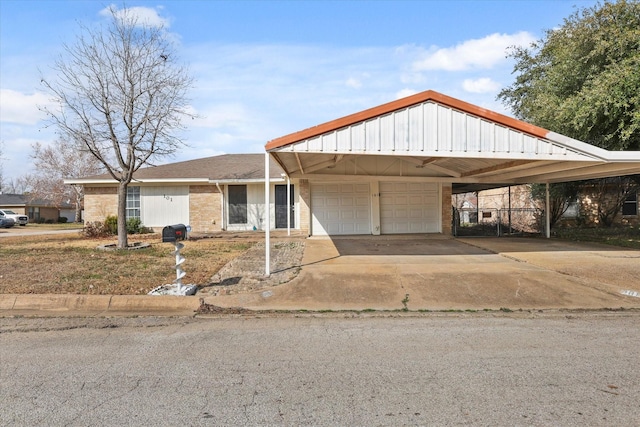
{"left": 0, "top": 0, "right": 599, "bottom": 183}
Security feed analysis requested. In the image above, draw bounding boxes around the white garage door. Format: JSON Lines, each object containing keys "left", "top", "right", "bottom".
{"left": 311, "top": 183, "right": 371, "bottom": 235}
{"left": 380, "top": 182, "right": 439, "bottom": 234}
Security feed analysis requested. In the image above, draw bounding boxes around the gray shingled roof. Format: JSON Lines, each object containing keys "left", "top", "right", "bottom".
{"left": 0, "top": 193, "right": 72, "bottom": 208}
{"left": 79, "top": 153, "right": 285, "bottom": 181}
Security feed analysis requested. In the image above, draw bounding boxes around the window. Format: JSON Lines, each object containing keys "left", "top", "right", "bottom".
{"left": 126, "top": 186, "right": 141, "bottom": 220}
{"left": 622, "top": 192, "right": 638, "bottom": 216}
{"left": 228, "top": 185, "right": 247, "bottom": 224}
{"left": 28, "top": 206, "right": 40, "bottom": 221}
{"left": 562, "top": 201, "right": 579, "bottom": 218}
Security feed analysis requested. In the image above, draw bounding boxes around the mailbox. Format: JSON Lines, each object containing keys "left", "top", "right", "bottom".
{"left": 162, "top": 224, "right": 187, "bottom": 243}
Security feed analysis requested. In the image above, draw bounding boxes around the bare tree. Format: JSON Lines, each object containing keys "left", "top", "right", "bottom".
{"left": 27, "top": 141, "right": 104, "bottom": 222}
{"left": 40, "top": 5, "right": 193, "bottom": 248}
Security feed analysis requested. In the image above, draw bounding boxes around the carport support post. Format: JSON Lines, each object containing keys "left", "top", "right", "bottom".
{"left": 545, "top": 183, "right": 551, "bottom": 238}
{"left": 287, "top": 175, "right": 291, "bottom": 236}
{"left": 265, "top": 152, "right": 271, "bottom": 276}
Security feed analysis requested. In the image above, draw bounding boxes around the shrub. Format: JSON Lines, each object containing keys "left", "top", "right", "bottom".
{"left": 36, "top": 217, "right": 46, "bottom": 224}
{"left": 126, "top": 217, "right": 142, "bottom": 234}
{"left": 45, "top": 219, "right": 55, "bottom": 224}
{"left": 104, "top": 215, "right": 118, "bottom": 235}
{"left": 58, "top": 216, "right": 68, "bottom": 223}
{"left": 83, "top": 221, "right": 111, "bottom": 238}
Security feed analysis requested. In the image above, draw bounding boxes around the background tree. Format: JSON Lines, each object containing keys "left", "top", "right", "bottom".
{"left": 26, "top": 141, "right": 104, "bottom": 222}
{"left": 530, "top": 182, "right": 580, "bottom": 229}
{"left": 499, "top": 0, "right": 639, "bottom": 151}
{"left": 40, "top": 5, "right": 193, "bottom": 248}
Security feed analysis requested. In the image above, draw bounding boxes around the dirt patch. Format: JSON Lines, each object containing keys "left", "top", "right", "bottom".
{"left": 197, "top": 240, "right": 306, "bottom": 296}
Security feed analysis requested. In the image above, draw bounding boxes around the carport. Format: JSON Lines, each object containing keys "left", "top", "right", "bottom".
{"left": 263, "top": 90, "right": 640, "bottom": 275}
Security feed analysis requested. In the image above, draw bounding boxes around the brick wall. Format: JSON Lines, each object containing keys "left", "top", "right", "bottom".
{"left": 189, "top": 185, "right": 222, "bottom": 233}
{"left": 84, "top": 186, "right": 118, "bottom": 223}
{"left": 441, "top": 183, "right": 452, "bottom": 235}
{"left": 298, "top": 179, "right": 311, "bottom": 235}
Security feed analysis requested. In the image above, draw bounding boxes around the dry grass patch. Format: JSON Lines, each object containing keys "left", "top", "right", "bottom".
{"left": 0, "top": 232, "right": 255, "bottom": 295}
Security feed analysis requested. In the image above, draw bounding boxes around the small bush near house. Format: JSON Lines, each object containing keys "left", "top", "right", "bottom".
{"left": 58, "top": 217, "right": 68, "bottom": 223}
{"left": 83, "top": 221, "right": 111, "bottom": 238}
{"left": 104, "top": 215, "right": 118, "bottom": 235}
{"left": 126, "top": 217, "right": 144, "bottom": 234}
{"left": 36, "top": 217, "right": 46, "bottom": 224}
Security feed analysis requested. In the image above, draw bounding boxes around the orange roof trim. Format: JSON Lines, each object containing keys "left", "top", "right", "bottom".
{"left": 265, "top": 90, "right": 550, "bottom": 151}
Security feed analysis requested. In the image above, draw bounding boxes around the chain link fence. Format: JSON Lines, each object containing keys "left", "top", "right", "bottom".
{"left": 453, "top": 207, "right": 543, "bottom": 237}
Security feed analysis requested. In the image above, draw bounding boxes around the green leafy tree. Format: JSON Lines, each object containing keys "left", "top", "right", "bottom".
{"left": 499, "top": 0, "right": 640, "bottom": 151}
{"left": 40, "top": 6, "right": 194, "bottom": 248}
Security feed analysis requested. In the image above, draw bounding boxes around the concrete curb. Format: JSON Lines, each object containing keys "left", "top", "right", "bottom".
{"left": 0, "top": 294, "right": 200, "bottom": 316}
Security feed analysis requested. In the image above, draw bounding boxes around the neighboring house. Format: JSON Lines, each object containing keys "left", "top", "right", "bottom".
{"left": 569, "top": 184, "right": 639, "bottom": 227}
{"left": 0, "top": 193, "right": 70, "bottom": 223}
{"left": 65, "top": 154, "right": 299, "bottom": 233}
{"left": 463, "top": 184, "right": 639, "bottom": 227}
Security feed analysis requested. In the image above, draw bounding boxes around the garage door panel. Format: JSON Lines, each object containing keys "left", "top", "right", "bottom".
{"left": 380, "top": 181, "right": 439, "bottom": 234}
{"left": 312, "top": 183, "right": 371, "bottom": 235}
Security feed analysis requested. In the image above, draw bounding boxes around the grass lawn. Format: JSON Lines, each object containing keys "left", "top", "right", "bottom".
{"left": 0, "top": 232, "right": 255, "bottom": 295}
{"left": 555, "top": 225, "right": 640, "bottom": 249}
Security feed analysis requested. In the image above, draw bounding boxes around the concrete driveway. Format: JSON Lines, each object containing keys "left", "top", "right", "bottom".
{"left": 205, "top": 235, "right": 640, "bottom": 311}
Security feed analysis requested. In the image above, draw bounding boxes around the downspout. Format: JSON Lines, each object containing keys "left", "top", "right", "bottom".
{"left": 215, "top": 182, "right": 225, "bottom": 231}
{"left": 545, "top": 183, "right": 551, "bottom": 238}
{"left": 265, "top": 152, "right": 271, "bottom": 276}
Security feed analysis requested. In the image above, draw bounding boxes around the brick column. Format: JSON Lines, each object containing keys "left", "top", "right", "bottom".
{"left": 441, "top": 183, "right": 452, "bottom": 235}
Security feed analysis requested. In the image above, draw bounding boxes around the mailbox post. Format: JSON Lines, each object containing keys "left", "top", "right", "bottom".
{"left": 148, "top": 224, "right": 196, "bottom": 296}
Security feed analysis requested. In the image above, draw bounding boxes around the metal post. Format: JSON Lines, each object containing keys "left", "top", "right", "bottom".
{"left": 265, "top": 152, "right": 271, "bottom": 276}
{"left": 545, "top": 183, "right": 551, "bottom": 238}
{"left": 508, "top": 186, "right": 512, "bottom": 235}
{"left": 173, "top": 241, "right": 186, "bottom": 292}
{"left": 287, "top": 175, "right": 291, "bottom": 236}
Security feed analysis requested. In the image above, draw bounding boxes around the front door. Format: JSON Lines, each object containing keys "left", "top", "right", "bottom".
{"left": 275, "top": 184, "right": 295, "bottom": 229}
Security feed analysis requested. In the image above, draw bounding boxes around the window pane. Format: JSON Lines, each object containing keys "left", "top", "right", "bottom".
{"left": 126, "top": 186, "right": 141, "bottom": 220}
{"left": 622, "top": 192, "right": 637, "bottom": 216}
{"left": 228, "top": 185, "right": 247, "bottom": 224}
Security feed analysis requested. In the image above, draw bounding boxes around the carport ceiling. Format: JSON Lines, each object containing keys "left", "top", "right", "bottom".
{"left": 266, "top": 90, "right": 640, "bottom": 187}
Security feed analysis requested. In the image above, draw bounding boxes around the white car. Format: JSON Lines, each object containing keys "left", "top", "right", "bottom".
{"left": 0, "top": 209, "right": 28, "bottom": 226}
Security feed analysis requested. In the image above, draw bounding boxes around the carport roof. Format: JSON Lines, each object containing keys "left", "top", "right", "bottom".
{"left": 266, "top": 90, "right": 640, "bottom": 187}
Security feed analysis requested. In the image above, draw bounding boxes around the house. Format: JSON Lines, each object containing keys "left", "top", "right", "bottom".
{"left": 264, "top": 90, "right": 640, "bottom": 243}
{"left": 0, "top": 193, "right": 72, "bottom": 223}
{"left": 67, "top": 90, "right": 640, "bottom": 240}
{"left": 65, "top": 154, "right": 300, "bottom": 233}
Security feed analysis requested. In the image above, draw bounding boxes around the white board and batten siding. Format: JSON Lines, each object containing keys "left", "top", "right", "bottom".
{"left": 380, "top": 182, "right": 440, "bottom": 234}
{"left": 141, "top": 186, "right": 189, "bottom": 228}
{"left": 277, "top": 101, "right": 588, "bottom": 161}
{"left": 311, "top": 183, "right": 371, "bottom": 235}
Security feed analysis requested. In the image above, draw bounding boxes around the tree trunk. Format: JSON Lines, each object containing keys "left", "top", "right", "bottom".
{"left": 117, "top": 182, "right": 128, "bottom": 249}
{"left": 73, "top": 185, "right": 83, "bottom": 223}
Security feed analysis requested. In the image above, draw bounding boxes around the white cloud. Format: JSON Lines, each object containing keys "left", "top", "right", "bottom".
{"left": 413, "top": 31, "right": 535, "bottom": 71}
{"left": 100, "top": 4, "right": 169, "bottom": 28}
{"left": 462, "top": 77, "right": 501, "bottom": 94}
{"left": 345, "top": 78, "right": 362, "bottom": 89}
{"left": 0, "top": 89, "right": 51, "bottom": 125}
